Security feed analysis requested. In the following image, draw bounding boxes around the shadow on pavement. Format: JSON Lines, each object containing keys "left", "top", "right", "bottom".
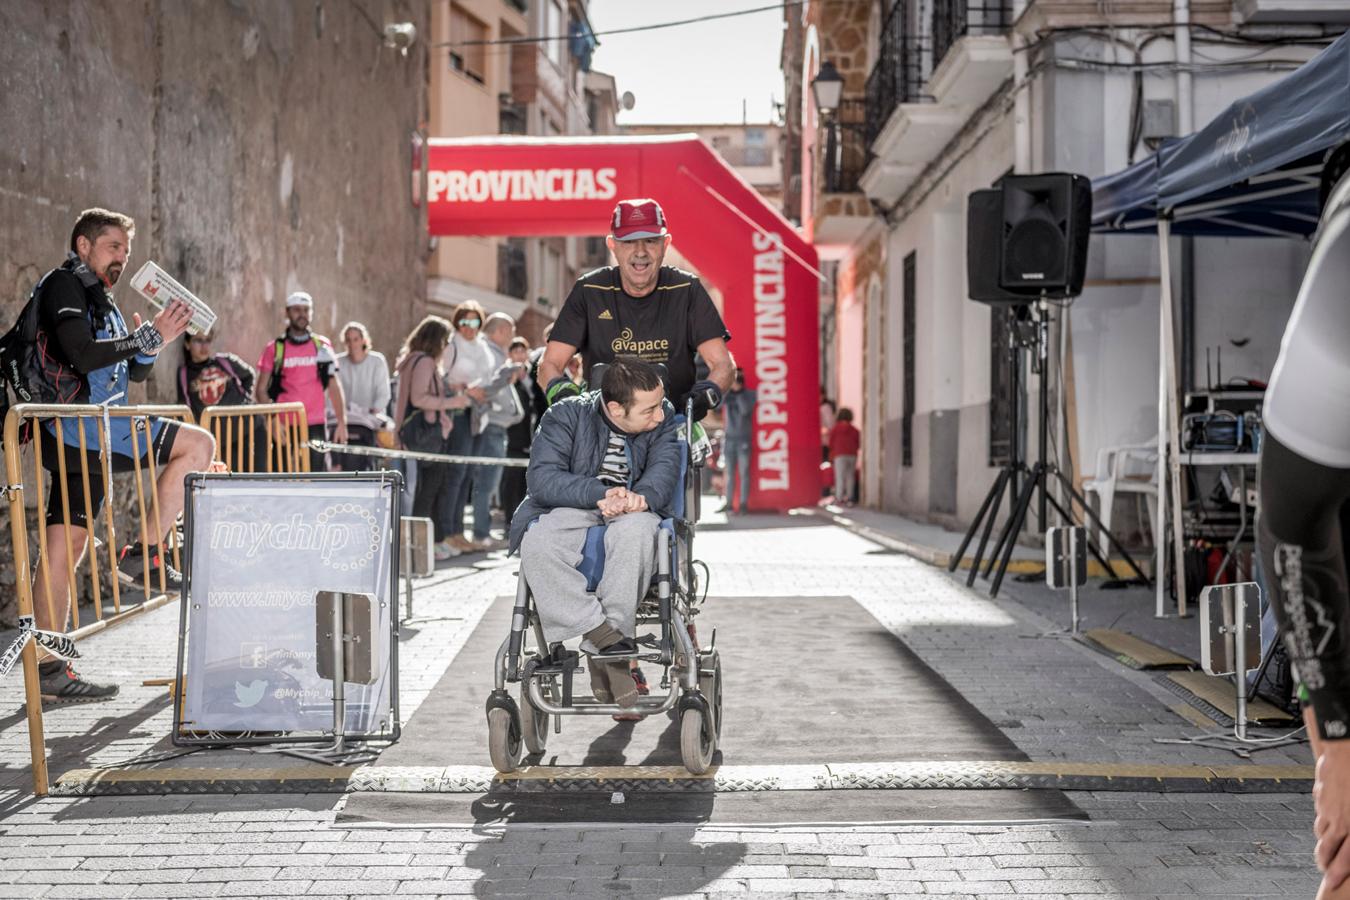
{"left": 462, "top": 824, "right": 746, "bottom": 896}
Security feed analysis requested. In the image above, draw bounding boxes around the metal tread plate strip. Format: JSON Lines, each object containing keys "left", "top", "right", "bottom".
{"left": 1165, "top": 670, "right": 1297, "bottom": 724}
{"left": 1083, "top": 628, "right": 1197, "bottom": 670}
{"left": 52, "top": 760, "right": 1314, "bottom": 796}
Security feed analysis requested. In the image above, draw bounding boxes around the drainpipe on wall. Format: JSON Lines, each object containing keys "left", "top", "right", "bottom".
{"left": 1012, "top": 0, "right": 1031, "bottom": 174}
{"left": 1175, "top": 0, "right": 1196, "bottom": 392}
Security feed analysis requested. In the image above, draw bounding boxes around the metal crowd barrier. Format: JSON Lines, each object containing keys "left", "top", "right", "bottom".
{"left": 199, "top": 402, "right": 310, "bottom": 473}
{"left": 2, "top": 403, "right": 197, "bottom": 795}
{"left": 2, "top": 403, "right": 513, "bottom": 795}
{"left": 307, "top": 439, "right": 529, "bottom": 468}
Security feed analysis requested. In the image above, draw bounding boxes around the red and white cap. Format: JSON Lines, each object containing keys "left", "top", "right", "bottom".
{"left": 610, "top": 198, "right": 668, "bottom": 241}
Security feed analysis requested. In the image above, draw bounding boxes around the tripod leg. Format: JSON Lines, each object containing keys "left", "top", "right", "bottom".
{"left": 990, "top": 465, "right": 1041, "bottom": 598}
{"left": 968, "top": 470, "right": 1010, "bottom": 587}
{"left": 1049, "top": 469, "right": 1151, "bottom": 584}
{"left": 983, "top": 466, "right": 1027, "bottom": 579}
{"left": 952, "top": 468, "right": 1008, "bottom": 575}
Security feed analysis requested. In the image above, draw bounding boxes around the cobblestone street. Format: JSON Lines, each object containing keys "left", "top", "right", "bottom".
{"left": 0, "top": 510, "right": 1323, "bottom": 898}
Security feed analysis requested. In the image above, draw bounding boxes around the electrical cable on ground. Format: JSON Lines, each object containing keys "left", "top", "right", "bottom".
{"left": 1232, "top": 723, "right": 1307, "bottom": 744}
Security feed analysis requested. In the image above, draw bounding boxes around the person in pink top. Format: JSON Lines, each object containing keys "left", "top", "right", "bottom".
{"left": 255, "top": 291, "right": 348, "bottom": 471}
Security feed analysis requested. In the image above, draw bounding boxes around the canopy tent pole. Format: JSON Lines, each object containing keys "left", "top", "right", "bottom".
{"left": 1155, "top": 222, "right": 1170, "bottom": 617}
{"left": 1155, "top": 218, "right": 1190, "bottom": 616}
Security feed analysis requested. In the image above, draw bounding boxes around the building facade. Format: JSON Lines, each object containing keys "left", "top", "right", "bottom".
{"left": 428, "top": 0, "right": 615, "bottom": 343}
{"left": 788, "top": 0, "right": 1346, "bottom": 534}
{"left": 623, "top": 123, "right": 784, "bottom": 209}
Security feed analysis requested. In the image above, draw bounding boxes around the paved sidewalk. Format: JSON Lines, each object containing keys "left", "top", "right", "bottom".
{"left": 0, "top": 504, "right": 1323, "bottom": 898}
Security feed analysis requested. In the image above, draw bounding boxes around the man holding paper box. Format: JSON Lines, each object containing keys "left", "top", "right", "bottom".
{"left": 31, "top": 207, "right": 216, "bottom": 702}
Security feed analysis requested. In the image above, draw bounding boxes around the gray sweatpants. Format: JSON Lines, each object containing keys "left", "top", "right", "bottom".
{"left": 520, "top": 507, "right": 661, "bottom": 647}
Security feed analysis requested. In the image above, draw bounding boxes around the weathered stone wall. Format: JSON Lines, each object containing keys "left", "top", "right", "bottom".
{"left": 0, "top": 1, "right": 429, "bottom": 613}
{"left": 1, "top": 0, "right": 429, "bottom": 386}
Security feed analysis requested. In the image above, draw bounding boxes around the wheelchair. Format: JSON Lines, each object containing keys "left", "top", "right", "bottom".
{"left": 486, "top": 398, "right": 722, "bottom": 774}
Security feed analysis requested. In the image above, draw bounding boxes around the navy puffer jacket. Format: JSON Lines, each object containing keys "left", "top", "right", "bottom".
{"left": 507, "top": 391, "right": 683, "bottom": 554}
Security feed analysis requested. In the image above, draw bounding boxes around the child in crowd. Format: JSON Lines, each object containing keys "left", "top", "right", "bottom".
{"left": 828, "top": 407, "right": 860, "bottom": 506}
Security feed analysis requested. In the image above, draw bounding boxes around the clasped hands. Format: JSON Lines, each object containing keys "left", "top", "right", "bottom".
{"left": 597, "top": 486, "right": 647, "bottom": 518}
{"left": 1314, "top": 739, "right": 1350, "bottom": 895}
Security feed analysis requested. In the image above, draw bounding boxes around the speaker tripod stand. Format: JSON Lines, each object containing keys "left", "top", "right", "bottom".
{"left": 950, "top": 301, "right": 1152, "bottom": 598}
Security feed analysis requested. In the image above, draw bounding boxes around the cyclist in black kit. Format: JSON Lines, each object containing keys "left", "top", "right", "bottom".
{"left": 1258, "top": 145, "right": 1350, "bottom": 897}
{"left": 537, "top": 198, "right": 735, "bottom": 417}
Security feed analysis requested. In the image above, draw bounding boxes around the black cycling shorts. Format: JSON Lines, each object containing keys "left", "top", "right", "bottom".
{"left": 40, "top": 419, "right": 181, "bottom": 528}
{"left": 1257, "top": 431, "right": 1350, "bottom": 741}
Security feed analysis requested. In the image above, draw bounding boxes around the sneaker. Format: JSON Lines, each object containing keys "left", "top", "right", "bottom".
{"left": 448, "top": 535, "right": 478, "bottom": 553}
{"left": 589, "top": 663, "right": 614, "bottom": 704}
{"left": 433, "top": 540, "right": 461, "bottom": 561}
{"left": 38, "top": 662, "right": 118, "bottom": 704}
{"left": 473, "top": 537, "right": 506, "bottom": 552}
{"left": 117, "top": 543, "right": 183, "bottom": 593}
{"left": 612, "top": 663, "right": 650, "bottom": 722}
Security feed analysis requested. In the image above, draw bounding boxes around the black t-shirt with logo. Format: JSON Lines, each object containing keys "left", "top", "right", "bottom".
{"left": 551, "top": 265, "right": 730, "bottom": 402}
{"left": 177, "top": 353, "right": 257, "bottom": 419}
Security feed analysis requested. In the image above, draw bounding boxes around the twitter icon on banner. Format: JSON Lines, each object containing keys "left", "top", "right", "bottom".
{"left": 233, "top": 680, "right": 268, "bottom": 708}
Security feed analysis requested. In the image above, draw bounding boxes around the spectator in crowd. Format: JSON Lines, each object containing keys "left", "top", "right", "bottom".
{"left": 829, "top": 407, "right": 860, "bottom": 507}
{"left": 470, "top": 313, "right": 527, "bottom": 550}
{"left": 176, "top": 329, "right": 255, "bottom": 421}
{"left": 256, "top": 291, "right": 347, "bottom": 472}
{"left": 393, "top": 315, "right": 472, "bottom": 560}
{"left": 333, "top": 321, "right": 391, "bottom": 472}
{"left": 501, "top": 336, "right": 538, "bottom": 533}
{"left": 718, "top": 368, "right": 756, "bottom": 515}
{"left": 438, "top": 301, "right": 492, "bottom": 552}
{"left": 820, "top": 394, "right": 837, "bottom": 464}
{"left": 33, "top": 207, "right": 215, "bottom": 701}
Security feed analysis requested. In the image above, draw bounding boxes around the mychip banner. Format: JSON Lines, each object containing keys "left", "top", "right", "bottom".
{"left": 174, "top": 474, "right": 400, "bottom": 744}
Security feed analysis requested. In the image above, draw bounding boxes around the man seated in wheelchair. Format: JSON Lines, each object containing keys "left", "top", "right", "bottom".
{"left": 507, "top": 354, "right": 683, "bottom": 709}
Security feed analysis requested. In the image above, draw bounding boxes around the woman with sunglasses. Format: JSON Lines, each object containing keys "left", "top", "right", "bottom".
{"left": 438, "top": 301, "right": 496, "bottom": 552}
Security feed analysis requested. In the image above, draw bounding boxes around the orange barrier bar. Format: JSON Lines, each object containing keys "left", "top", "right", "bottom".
{"left": 198, "top": 403, "right": 309, "bottom": 473}
{"left": 2, "top": 403, "right": 195, "bottom": 796}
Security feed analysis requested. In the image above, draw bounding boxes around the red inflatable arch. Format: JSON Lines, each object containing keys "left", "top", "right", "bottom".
{"left": 425, "top": 135, "right": 821, "bottom": 512}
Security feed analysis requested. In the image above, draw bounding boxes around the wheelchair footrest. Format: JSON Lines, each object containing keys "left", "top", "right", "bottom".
{"left": 586, "top": 651, "right": 665, "bottom": 664}
{"left": 527, "top": 648, "right": 581, "bottom": 707}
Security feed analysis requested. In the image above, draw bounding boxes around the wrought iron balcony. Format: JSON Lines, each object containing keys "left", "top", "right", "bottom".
{"left": 932, "top": 0, "right": 1012, "bottom": 71}
{"left": 864, "top": 0, "right": 928, "bottom": 149}
{"left": 823, "top": 99, "right": 868, "bottom": 194}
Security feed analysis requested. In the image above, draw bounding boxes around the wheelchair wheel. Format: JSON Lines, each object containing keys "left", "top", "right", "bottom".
{"left": 680, "top": 653, "right": 721, "bottom": 775}
{"left": 520, "top": 683, "right": 550, "bottom": 755}
{"left": 700, "top": 651, "right": 723, "bottom": 742}
{"left": 680, "top": 706, "right": 715, "bottom": 775}
{"left": 487, "top": 707, "right": 524, "bottom": 774}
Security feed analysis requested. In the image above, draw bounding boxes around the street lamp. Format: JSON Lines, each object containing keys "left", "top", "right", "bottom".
{"left": 811, "top": 61, "right": 847, "bottom": 191}
{"left": 811, "top": 60, "right": 844, "bottom": 118}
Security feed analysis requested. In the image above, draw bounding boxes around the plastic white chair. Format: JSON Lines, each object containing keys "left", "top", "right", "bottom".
{"left": 1082, "top": 440, "right": 1159, "bottom": 552}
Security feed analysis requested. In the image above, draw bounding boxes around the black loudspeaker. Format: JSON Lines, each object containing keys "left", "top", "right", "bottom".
{"left": 966, "top": 188, "right": 1029, "bottom": 305}
{"left": 966, "top": 174, "right": 1093, "bottom": 304}
{"left": 999, "top": 173, "right": 1091, "bottom": 297}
